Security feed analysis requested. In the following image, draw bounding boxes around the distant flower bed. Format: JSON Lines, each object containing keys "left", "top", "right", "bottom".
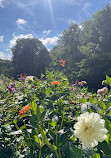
{"left": 0, "top": 72, "right": 111, "bottom": 158}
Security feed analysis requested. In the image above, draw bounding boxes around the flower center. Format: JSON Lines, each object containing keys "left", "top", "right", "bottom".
{"left": 85, "top": 126, "right": 89, "bottom": 131}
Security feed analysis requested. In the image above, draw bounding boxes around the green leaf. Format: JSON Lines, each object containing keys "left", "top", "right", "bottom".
{"left": 13, "top": 119, "right": 17, "bottom": 124}
{"left": 106, "top": 106, "right": 111, "bottom": 114}
{"left": 106, "top": 75, "right": 111, "bottom": 86}
{"left": 31, "top": 99, "right": 37, "bottom": 115}
{"left": 34, "top": 135, "right": 42, "bottom": 148}
{"left": 49, "top": 121, "right": 56, "bottom": 128}
{"left": 96, "top": 153, "right": 100, "bottom": 158}
{"left": 105, "top": 114, "right": 111, "bottom": 122}
{"left": 46, "top": 87, "right": 52, "bottom": 95}
{"left": 86, "top": 102, "right": 100, "bottom": 112}
{"left": 68, "top": 142, "right": 82, "bottom": 158}
{"left": 41, "top": 129, "right": 57, "bottom": 152}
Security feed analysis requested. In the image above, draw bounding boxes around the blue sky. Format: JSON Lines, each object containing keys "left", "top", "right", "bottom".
{"left": 0, "top": 0, "right": 110, "bottom": 60}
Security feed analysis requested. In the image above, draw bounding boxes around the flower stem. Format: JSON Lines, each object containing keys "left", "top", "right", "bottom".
{"left": 92, "top": 148, "right": 96, "bottom": 158}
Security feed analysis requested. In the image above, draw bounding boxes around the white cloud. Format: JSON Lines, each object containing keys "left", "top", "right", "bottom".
{"left": 47, "top": 48, "right": 51, "bottom": 51}
{"left": 0, "top": 0, "right": 4, "bottom": 8}
{"left": 63, "top": 0, "right": 81, "bottom": 6}
{"left": 16, "top": 18, "right": 28, "bottom": 29}
{"left": 83, "top": 2, "right": 92, "bottom": 9}
{"left": 43, "top": 30, "right": 52, "bottom": 35}
{"left": 9, "top": 33, "right": 33, "bottom": 48}
{"left": 16, "top": 18, "right": 27, "bottom": 25}
{"left": 67, "top": 19, "right": 76, "bottom": 25}
{"left": 40, "top": 36, "right": 59, "bottom": 46}
{"left": 0, "top": 36, "right": 4, "bottom": 42}
{"left": 0, "top": 51, "right": 12, "bottom": 60}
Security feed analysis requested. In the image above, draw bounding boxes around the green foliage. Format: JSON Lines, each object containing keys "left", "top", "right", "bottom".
{"left": 0, "top": 71, "right": 111, "bottom": 157}
{"left": 49, "top": 4, "right": 111, "bottom": 91}
{"left": 12, "top": 38, "right": 51, "bottom": 78}
{"left": 0, "top": 59, "right": 13, "bottom": 76}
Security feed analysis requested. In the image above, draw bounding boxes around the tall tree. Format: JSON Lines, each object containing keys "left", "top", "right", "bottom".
{"left": 50, "top": 23, "right": 83, "bottom": 80}
{"left": 79, "top": 4, "right": 111, "bottom": 90}
{"left": 12, "top": 38, "right": 51, "bottom": 78}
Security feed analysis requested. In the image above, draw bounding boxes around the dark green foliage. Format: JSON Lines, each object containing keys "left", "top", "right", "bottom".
{"left": 50, "top": 23, "right": 83, "bottom": 80}
{"left": 12, "top": 38, "right": 51, "bottom": 78}
{"left": 0, "top": 59, "right": 13, "bottom": 76}
{"left": 50, "top": 4, "right": 111, "bottom": 91}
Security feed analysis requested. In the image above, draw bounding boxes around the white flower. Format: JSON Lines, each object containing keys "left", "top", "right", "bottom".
{"left": 25, "top": 76, "right": 33, "bottom": 85}
{"left": 97, "top": 88, "right": 104, "bottom": 95}
{"left": 74, "top": 112, "right": 108, "bottom": 147}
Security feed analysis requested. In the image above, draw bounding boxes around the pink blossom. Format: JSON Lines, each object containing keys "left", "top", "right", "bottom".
{"left": 103, "top": 87, "right": 108, "bottom": 93}
{"left": 7, "top": 85, "right": 15, "bottom": 93}
{"left": 10, "top": 83, "right": 15, "bottom": 88}
{"left": 32, "top": 85, "right": 35, "bottom": 88}
{"left": 97, "top": 89, "right": 104, "bottom": 95}
{"left": 73, "top": 88, "right": 77, "bottom": 91}
{"left": 20, "top": 77, "right": 25, "bottom": 81}
{"left": 78, "top": 82, "right": 83, "bottom": 86}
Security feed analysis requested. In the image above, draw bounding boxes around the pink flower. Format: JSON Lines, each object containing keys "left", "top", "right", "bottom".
{"left": 78, "top": 82, "right": 83, "bottom": 86}
{"left": 97, "top": 87, "right": 108, "bottom": 95}
{"left": 32, "top": 85, "right": 35, "bottom": 88}
{"left": 97, "top": 89, "right": 104, "bottom": 95}
{"left": 103, "top": 87, "right": 108, "bottom": 93}
{"left": 20, "top": 77, "right": 25, "bottom": 81}
{"left": 10, "top": 83, "right": 15, "bottom": 88}
{"left": 73, "top": 88, "right": 77, "bottom": 92}
{"left": 7, "top": 85, "right": 15, "bottom": 93}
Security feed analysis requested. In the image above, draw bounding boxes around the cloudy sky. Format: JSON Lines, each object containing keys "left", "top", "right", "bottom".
{"left": 0, "top": 0, "right": 110, "bottom": 60}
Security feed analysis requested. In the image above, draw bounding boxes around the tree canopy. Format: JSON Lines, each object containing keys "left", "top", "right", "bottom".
{"left": 50, "top": 4, "right": 111, "bottom": 90}
{"left": 12, "top": 38, "right": 51, "bottom": 78}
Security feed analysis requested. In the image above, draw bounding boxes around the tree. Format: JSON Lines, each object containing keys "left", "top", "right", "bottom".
{"left": 50, "top": 23, "right": 83, "bottom": 80}
{"left": 12, "top": 38, "right": 51, "bottom": 78}
{"left": 78, "top": 4, "right": 111, "bottom": 90}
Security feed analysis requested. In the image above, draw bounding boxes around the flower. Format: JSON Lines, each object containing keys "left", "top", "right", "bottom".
{"left": 25, "top": 76, "right": 33, "bottom": 85}
{"left": 97, "top": 89, "right": 104, "bottom": 95}
{"left": 59, "top": 59, "right": 65, "bottom": 67}
{"left": 19, "top": 105, "right": 31, "bottom": 116}
{"left": 78, "top": 82, "right": 83, "bottom": 86}
{"left": 7, "top": 84, "right": 15, "bottom": 93}
{"left": 20, "top": 77, "right": 25, "bottom": 81}
{"left": 70, "top": 100, "right": 77, "bottom": 104}
{"left": 103, "top": 87, "right": 108, "bottom": 93}
{"left": 74, "top": 112, "right": 107, "bottom": 147}
{"left": 21, "top": 73, "right": 25, "bottom": 76}
{"left": 82, "top": 81, "right": 87, "bottom": 84}
{"left": 51, "top": 81, "right": 61, "bottom": 86}
{"left": 32, "top": 85, "right": 35, "bottom": 88}
{"left": 73, "top": 88, "right": 77, "bottom": 92}
{"left": 97, "top": 87, "right": 108, "bottom": 95}
{"left": 10, "top": 83, "right": 15, "bottom": 88}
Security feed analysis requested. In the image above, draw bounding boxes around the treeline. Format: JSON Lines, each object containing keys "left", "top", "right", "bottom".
{"left": 1, "top": 4, "right": 111, "bottom": 91}
{"left": 50, "top": 4, "right": 111, "bottom": 90}
{"left": 0, "top": 59, "right": 13, "bottom": 76}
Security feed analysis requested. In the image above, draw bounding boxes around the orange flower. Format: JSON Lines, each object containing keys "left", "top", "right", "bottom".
{"left": 59, "top": 59, "right": 65, "bottom": 67}
{"left": 19, "top": 105, "right": 31, "bottom": 116}
{"left": 70, "top": 100, "right": 77, "bottom": 104}
{"left": 51, "top": 81, "right": 61, "bottom": 86}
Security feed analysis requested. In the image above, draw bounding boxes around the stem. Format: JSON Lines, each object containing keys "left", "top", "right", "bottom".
{"left": 39, "top": 148, "right": 42, "bottom": 158}
{"left": 56, "top": 125, "right": 58, "bottom": 147}
{"left": 8, "top": 139, "right": 16, "bottom": 157}
{"left": 24, "top": 123, "right": 37, "bottom": 158}
{"left": 92, "top": 148, "right": 96, "bottom": 158}
{"left": 60, "top": 113, "right": 64, "bottom": 129}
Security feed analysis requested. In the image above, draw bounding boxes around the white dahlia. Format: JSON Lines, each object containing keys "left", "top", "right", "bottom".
{"left": 74, "top": 112, "right": 108, "bottom": 147}
{"left": 25, "top": 76, "right": 33, "bottom": 85}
